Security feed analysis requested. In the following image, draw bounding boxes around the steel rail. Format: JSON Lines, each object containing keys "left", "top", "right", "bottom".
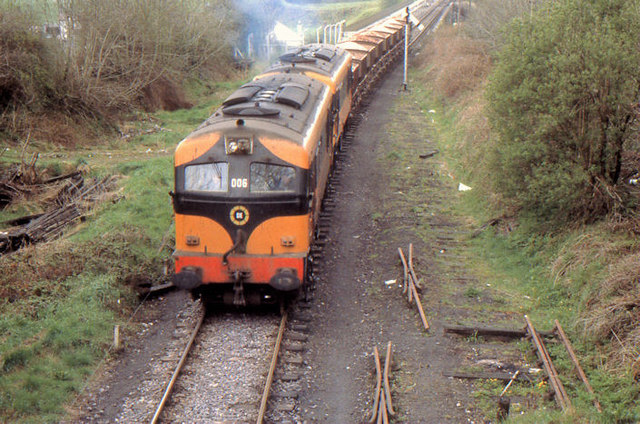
{"left": 398, "top": 247, "right": 411, "bottom": 296}
{"left": 368, "top": 343, "right": 395, "bottom": 423}
{"left": 350, "top": 0, "right": 447, "bottom": 109}
{"left": 538, "top": 327, "right": 572, "bottom": 409}
{"left": 150, "top": 306, "right": 206, "bottom": 424}
{"left": 397, "top": 248, "right": 411, "bottom": 301}
{"left": 377, "top": 390, "right": 389, "bottom": 424}
{"left": 399, "top": 246, "right": 430, "bottom": 331}
{"left": 408, "top": 274, "right": 429, "bottom": 332}
{"left": 367, "top": 346, "right": 383, "bottom": 423}
{"left": 256, "top": 311, "right": 288, "bottom": 424}
{"left": 524, "top": 315, "right": 571, "bottom": 411}
{"left": 554, "top": 320, "right": 601, "bottom": 412}
{"left": 409, "top": 1, "right": 453, "bottom": 48}
{"left": 383, "top": 342, "right": 395, "bottom": 416}
{"left": 408, "top": 243, "right": 422, "bottom": 290}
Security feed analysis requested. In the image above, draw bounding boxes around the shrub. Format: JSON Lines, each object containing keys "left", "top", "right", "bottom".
{"left": 0, "top": 0, "right": 239, "bottom": 144}
{"left": 0, "top": 3, "right": 64, "bottom": 116}
{"left": 486, "top": 0, "right": 640, "bottom": 226}
{"left": 58, "top": 0, "right": 239, "bottom": 113}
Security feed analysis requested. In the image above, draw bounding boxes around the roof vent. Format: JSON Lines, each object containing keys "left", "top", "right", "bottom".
{"left": 279, "top": 51, "right": 316, "bottom": 64}
{"left": 275, "top": 83, "right": 309, "bottom": 109}
{"left": 255, "top": 89, "right": 277, "bottom": 102}
{"left": 222, "top": 85, "right": 262, "bottom": 106}
{"left": 222, "top": 105, "right": 280, "bottom": 117}
{"left": 314, "top": 48, "right": 336, "bottom": 61}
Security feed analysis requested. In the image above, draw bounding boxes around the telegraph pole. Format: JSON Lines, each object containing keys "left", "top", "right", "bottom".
{"left": 403, "top": 6, "right": 409, "bottom": 90}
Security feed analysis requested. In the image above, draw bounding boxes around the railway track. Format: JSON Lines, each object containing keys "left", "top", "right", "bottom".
{"left": 150, "top": 304, "right": 205, "bottom": 424}
{"left": 150, "top": 306, "right": 289, "bottom": 423}
{"left": 146, "top": 3, "right": 453, "bottom": 423}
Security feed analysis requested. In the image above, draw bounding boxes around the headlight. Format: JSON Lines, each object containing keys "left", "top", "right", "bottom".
{"left": 225, "top": 137, "right": 253, "bottom": 154}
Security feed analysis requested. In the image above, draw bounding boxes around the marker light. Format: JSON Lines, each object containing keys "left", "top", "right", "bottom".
{"left": 225, "top": 137, "right": 253, "bottom": 155}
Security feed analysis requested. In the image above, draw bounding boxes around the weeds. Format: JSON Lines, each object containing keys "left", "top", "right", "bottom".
{"left": 464, "top": 287, "right": 482, "bottom": 298}
{"left": 0, "top": 75, "right": 230, "bottom": 423}
{"left": 417, "top": 20, "right": 640, "bottom": 423}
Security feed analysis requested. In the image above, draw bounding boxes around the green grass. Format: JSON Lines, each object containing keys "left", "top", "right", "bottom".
{"left": 0, "top": 78, "right": 246, "bottom": 423}
{"left": 408, "top": 63, "right": 640, "bottom": 422}
{"left": 0, "top": 274, "right": 121, "bottom": 422}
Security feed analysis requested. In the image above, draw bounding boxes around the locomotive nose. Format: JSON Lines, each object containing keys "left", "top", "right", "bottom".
{"left": 269, "top": 268, "right": 301, "bottom": 291}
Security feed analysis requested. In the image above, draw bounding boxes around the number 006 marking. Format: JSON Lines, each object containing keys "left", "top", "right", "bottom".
{"left": 231, "top": 178, "right": 248, "bottom": 188}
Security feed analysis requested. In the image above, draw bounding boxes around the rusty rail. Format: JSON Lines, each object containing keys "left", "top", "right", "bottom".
{"left": 408, "top": 243, "right": 422, "bottom": 291}
{"left": 554, "top": 320, "right": 601, "bottom": 412}
{"left": 256, "top": 311, "right": 288, "bottom": 424}
{"left": 368, "top": 342, "right": 395, "bottom": 424}
{"left": 368, "top": 346, "right": 384, "bottom": 424}
{"left": 398, "top": 246, "right": 429, "bottom": 332}
{"left": 383, "top": 342, "right": 395, "bottom": 416}
{"left": 151, "top": 305, "right": 206, "bottom": 424}
{"left": 524, "top": 315, "right": 571, "bottom": 411}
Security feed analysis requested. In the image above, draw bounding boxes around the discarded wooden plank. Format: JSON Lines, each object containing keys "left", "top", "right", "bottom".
{"left": 419, "top": 149, "right": 439, "bottom": 159}
{"left": 43, "top": 171, "right": 82, "bottom": 184}
{"left": 0, "top": 175, "right": 116, "bottom": 256}
{"left": 2, "top": 212, "right": 45, "bottom": 227}
{"left": 443, "top": 324, "right": 554, "bottom": 339}
{"left": 443, "top": 370, "right": 530, "bottom": 381}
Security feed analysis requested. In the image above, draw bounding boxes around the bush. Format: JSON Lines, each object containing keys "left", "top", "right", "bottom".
{"left": 418, "top": 26, "right": 491, "bottom": 100}
{"left": 0, "top": 0, "right": 239, "bottom": 144}
{"left": 486, "top": 0, "right": 640, "bottom": 226}
{"left": 59, "top": 0, "right": 238, "bottom": 113}
{"left": 0, "top": 3, "right": 63, "bottom": 115}
{"left": 463, "top": 0, "right": 544, "bottom": 50}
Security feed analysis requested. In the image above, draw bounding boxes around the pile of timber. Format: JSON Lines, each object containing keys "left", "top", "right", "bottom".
{"left": 0, "top": 156, "right": 40, "bottom": 208}
{"left": 0, "top": 173, "right": 117, "bottom": 256}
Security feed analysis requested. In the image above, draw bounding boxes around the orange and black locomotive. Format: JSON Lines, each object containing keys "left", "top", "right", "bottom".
{"left": 172, "top": 70, "right": 344, "bottom": 305}
{"left": 172, "top": 14, "right": 410, "bottom": 305}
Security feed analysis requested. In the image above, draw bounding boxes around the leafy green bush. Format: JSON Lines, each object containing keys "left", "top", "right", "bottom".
{"left": 486, "top": 0, "right": 640, "bottom": 226}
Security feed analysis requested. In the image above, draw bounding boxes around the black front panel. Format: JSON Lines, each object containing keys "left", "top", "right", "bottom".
{"left": 173, "top": 194, "right": 309, "bottom": 236}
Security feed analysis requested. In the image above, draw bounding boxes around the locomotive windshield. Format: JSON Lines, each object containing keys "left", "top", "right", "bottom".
{"left": 184, "top": 162, "right": 228, "bottom": 192}
{"left": 250, "top": 163, "right": 296, "bottom": 193}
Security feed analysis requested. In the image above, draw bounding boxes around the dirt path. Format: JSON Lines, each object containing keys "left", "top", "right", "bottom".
{"left": 296, "top": 49, "right": 527, "bottom": 422}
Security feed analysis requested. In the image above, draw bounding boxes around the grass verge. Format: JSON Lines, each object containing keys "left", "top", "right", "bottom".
{"left": 409, "top": 25, "right": 640, "bottom": 423}
{"left": 0, "top": 79, "right": 243, "bottom": 423}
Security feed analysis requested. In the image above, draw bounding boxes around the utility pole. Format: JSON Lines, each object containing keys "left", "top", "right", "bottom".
{"left": 403, "top": 6, "right": 409, "bottom": 91}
